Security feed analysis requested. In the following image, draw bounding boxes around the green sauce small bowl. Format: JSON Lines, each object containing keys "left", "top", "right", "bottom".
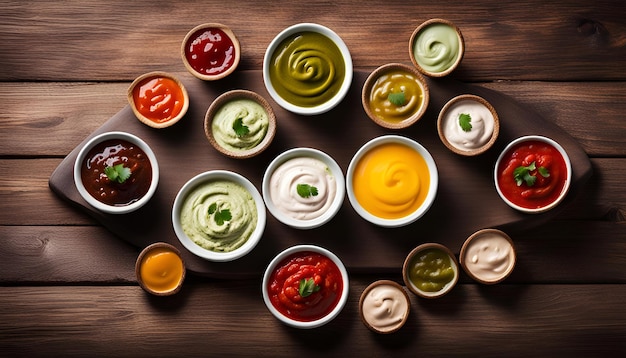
{"left": 402, "top": 243, "right": 459, "bottom": 299}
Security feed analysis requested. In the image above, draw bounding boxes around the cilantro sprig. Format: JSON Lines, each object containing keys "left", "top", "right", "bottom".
{"left": 388, "top": 91, "right": 406, "bottom": 106}
{"left": 459, "top": 113, "right": 472, "bottom": 132}
{"left": 296, "top": 184, "right": 318, "bottom": 198}
{"left": 104, "top": 164, "right": 131, "bottom": 184}
{"left": 298, "top": 278, "right": 321, "bottom": 298}
{"left": 513, "top": 161, "right": 550, "bottom": 187}
{"left": 208, "top": 203, "right": 232, "bottom": 226}
{"left": 233, "top": 117, "right": 250, "bottom": 137}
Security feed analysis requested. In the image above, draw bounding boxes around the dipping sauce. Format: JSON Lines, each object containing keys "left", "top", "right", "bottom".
{"left": 184, "top": 26, "right": 237, "bottom": 77}
{"left": 496, "top": 139, "right": 569, "bottom": 210}
{"left": 179, "top": 180, "right": 258, "bottom": 252}
{"left": 405, "top": 246, "right": 457, "bottom": 296}
{"left": 461, "top": 229, "right": 515, "bottom": 284}
{"left": 269, "top": 157, "right": 337, "bottom": 221}
{"left": 352, "top": 142, "right": 431, "bottom": 219}
{"left": 267, "top": 251, "right": 343, "bottom": 322}
{"left": 80, "top": 138, "right": 152, "bottom": 206}
{"left": 360, "top": 281, "right": 410, "bottom": 334}
{"left": 368, "top": 69, "right": 426, "bottom": 125}
{"left": 412, "top": 21, "right": 462, "bottom": 75}
{"left": 440, "top": 96, "right": 497, "bottom": 153}
{"left": 138, "top": 245, "right": 185, "bottom": 295}
{"left": 268, "top": 31, "right": 345, "bottom": 107}
{"left": 131, "top": 75, "right": 185, "bottom": 124}
{"left": 211, "top": 98, "right": 269, "bottom": 152}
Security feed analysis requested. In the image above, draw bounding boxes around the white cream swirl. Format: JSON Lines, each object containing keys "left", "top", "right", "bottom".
{"left": 463, "top": 232, "right": 515, "bottom": 282}
{"left": 361, "top": 284, "right": 409, "bottom": 332}
{"left": 442, "top": 99, "right": 495, "bottom": 151}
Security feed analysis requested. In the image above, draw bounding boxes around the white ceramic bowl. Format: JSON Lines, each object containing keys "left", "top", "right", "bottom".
{"left": 74, "top": 131, "right": 159, "bottom": 214}
{"left": 262, "top": 148, "right": 345, "bottom": 229}
{"left": 262, "top": 23, "right": 353, "bottom": 115}
{"left": 262, "top": 245, "right": 349, "bottom": 329}
{"left": 494, "top": 135, "right": 572, "bottom": 214}
{"left": 172, "top": 170, "right": 266, "bottom": 262}
{"left": 346, "top": 135, "right": 438, "bottom": 227}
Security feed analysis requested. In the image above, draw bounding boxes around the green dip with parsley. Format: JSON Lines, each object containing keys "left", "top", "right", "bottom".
{"left": 180, "top": 180, "right": 258, "bottom": 252}
{"left": 269, "top": 31, "right": 345, "bottom": 107}
{"left": 212, "top": 99, "right": 269, "bottom": 152}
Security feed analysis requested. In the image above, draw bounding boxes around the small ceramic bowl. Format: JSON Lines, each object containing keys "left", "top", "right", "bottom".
{"left": 181, "top": 23, "right": 241, "bottom": 81}
{"left": 460, "top": 229, "right": 516, "bottom": 284}
{"left": 263, "top": 23, "right": 353, "bottom": 115}
{"left": 409, "top": 18, "right": 465, "bottom": 77}
{"left": 127, "top": 71, "right": 189, "bottom": 129}
{"left": 361, "top": 63, "right": 430, "bottom": 129}
{"left": 359, "top": 280, "right": 410, "bottom": 334}
{"left": 437, "top": 94, "right": 499, "bottom": 156}
{"left": 262, "top": 148, "right": 345, "bottom": 229}
{"left": 172, "top": 170, "right": 266, "bottom": 262}
{"left": 204, "top": 90, "right": 276, "bottom": 159}
{"left": 74, "top": 131, "right": 159, "bottom": 214}
{"left": 135, "top": 242, "right": 186, "bottom": 296}
{"left": 346, "top": 135, "right": 438, "bottom": 228}
{"left": 494, "top": 135, "right": 572, "bottom": 214}
{"left": 402, "top": 243, "right": 459, "bottom": 299}
{"left": 262, "top": 245, "right": 349, "bottom": 329}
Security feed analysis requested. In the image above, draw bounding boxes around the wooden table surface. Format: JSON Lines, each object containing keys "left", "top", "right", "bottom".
{"left": 1, "top": 1, "right": 625, "bottom": 356}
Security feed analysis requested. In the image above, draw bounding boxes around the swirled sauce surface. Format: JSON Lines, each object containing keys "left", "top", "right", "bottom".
{"left": 368, "top": 70, "right": 425, "bottom": 124}
{"left": 361, "top": 283, "right": 409, "bottom": 333}
{"left": 269, "top": 157, "right": 336, "bottom": 221}
{"left": 211, "top": 99, "right": 269, "bottom": 151}
{"left": 180, "top": 180, "right": 257, "bottom": 252}
{"left": 132, "top": 76, "right": 185, "bottom": 123}
{"left": 269, "top": 31, "right": 345, "bottom": 107}
{"left": 413, "top": 23, "right": 461, "bottom": 74}
{"left": 442, "top": 99, "right": 495, "bottom": 151}
{"left": 463, "top": 232, "right": 515, "bottom": 283}
{"left": 352, "top": 142, "right": 430, "bottom": 219}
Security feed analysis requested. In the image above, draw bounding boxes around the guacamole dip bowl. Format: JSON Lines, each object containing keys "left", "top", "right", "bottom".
{"left": 172, "top": 170, "right": 266, "bottom": 262}
{"left": 263, "top": 23, "right": 353, "bottom": 115}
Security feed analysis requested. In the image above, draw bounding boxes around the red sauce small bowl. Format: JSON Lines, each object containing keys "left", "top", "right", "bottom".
{"left": 128, "top": 71, "right": 189, "bottom": 129}
{"left": 262, "top": 245, "right": 349, "bottom": 329}
{"left": 181, "top": 23, "right": 240, "bottom": 81}
{"left": 494, "top": 135, "right": 572, "bottom": 213}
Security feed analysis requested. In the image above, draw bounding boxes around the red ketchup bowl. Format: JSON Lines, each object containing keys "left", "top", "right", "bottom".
{"left": 73, "top": 131, "right": 159, "bottom": 214}
{"left": 181, "top": 23, "right": 241, "bottom": 81}
{"left": 494, "top": 135, "right": 572, "bottom": 214}
{"left": 128, "top": 71, "right": 189, "bottom": 129}
{"left": 262, "top": 245, "right": 349, "bottom": 329}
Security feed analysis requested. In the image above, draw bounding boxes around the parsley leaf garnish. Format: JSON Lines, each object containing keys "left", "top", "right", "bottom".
{"left": 296, "top": 184, "right": 318, "bottom": 198}
{"left": 513, "top": 161, "right": 550, "bottom": 187}
{"left": 388, "top": 91, "right": 406, "bottom": 106}
{"left": 233, "top": 117, "right": 250, "bottom": 137}
{"left": 298, "top": 278, "right": 321, "bottom": 298}
{"left": 104, "top": 164, "right": 131, "bottom": 184}
{"left": 459, "top": 113, "right": 472, "bottom": 132}
{"left": 208, "top": 203, "right": 232, "bottom": 226}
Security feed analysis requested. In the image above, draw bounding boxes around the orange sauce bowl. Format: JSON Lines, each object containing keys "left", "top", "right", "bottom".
{"left": 128, "top": 71, "right": 189, "bottom": 129}
{"left": 135, "top": 242, "right": 186, "bottom": 296}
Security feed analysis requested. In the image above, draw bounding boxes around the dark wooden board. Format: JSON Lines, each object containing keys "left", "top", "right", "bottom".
{"left": 48, "top": 70, "right": 592, "bottom": 278}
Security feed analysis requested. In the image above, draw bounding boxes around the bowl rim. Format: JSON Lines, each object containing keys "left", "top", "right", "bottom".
{"left": 346, "top": 135, "right": 438, "bottom": 227}
{"left": 402, "top": 242, "right": 459, "bottom": 299}
{"left": 180, "top": 22, "right": 241, "bottom": 81}
{"left": 358, "top": 279, "right": 411, "bottom": 334}
{"left": 73, "top": 131, "right": 159, "bottom": 214}
{"left": 409, "top": 18, "right": 465, "bottom": 78}
{"left": 437, "top": 94, "right": 500, "bottom": 156}
{"left": 127, "top": 71, "right": 189, "bottom": 129}
{"left": 204, "top": 89, "right": 277, "bottom": 159}
{"left": 261, "top": 244, "right": 350, "bottom": 329}
{"left": 493, "top": 135, "right": 572, "bottom": 214}
{"left": 262, "top": 147, "right": 346, "bottom": 229}
{"left": 361, "top": 62, "right": 430, "bottom": 130}
{"left": 262, "top": 22, "right": 353, "bottom": 115}
{"left": 459, "top": 228, "right": 516, "bottom": 284}
{"left": 171, "top": 170, "right": 266, "bottom": 262}
{"left": 135, "top": 242, "right": 186, "bottom": 296}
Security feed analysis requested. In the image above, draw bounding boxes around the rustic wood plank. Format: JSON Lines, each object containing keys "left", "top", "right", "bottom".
{"left": 1, "top": 81, "right": 625, "bottom": 157}
{"left": 0, "top": 0, "right": 624, "bottom": 82}
{"left": 0, "top": 284, "right": 624, "bottom": 356}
